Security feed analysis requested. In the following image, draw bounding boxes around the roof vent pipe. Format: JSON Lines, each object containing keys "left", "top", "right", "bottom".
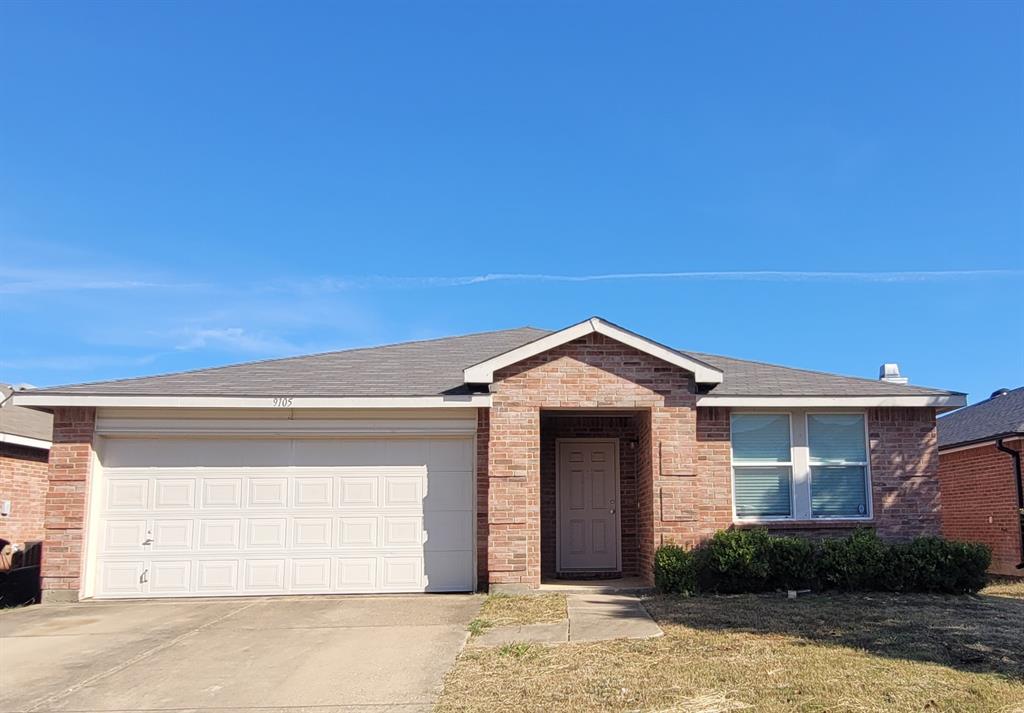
{"left": 991, "top": 388, "right": 1011, "bottom": 399}
{"left": 879, "top": 363, "right": 908, "bottom": 385}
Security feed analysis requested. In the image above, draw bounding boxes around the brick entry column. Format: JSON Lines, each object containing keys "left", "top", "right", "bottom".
{"left": 486, "top": 405, "right": 540, "bottom": 591}
{"left": 41, "top": 407, "right": 96, "bottom": 602}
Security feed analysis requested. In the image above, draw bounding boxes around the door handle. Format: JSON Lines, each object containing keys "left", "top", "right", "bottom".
{"left": 142, "top": 538, "right": 154, "bottom": 546}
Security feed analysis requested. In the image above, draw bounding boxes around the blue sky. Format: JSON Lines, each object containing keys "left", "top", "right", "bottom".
{"left": 1, "top": 1, "right": 1021, "bottom": 403}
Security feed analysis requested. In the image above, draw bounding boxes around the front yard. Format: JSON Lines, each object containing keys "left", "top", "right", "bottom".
{"left": 438, "top": 580, "right": 1024, "bottom": 713}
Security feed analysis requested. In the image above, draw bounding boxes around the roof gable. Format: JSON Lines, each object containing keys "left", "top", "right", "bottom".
{"left": 463, "top": 317, "right": 724, "bottom": 385}
{"left": 938, "top": 387, "right": 1024, "bottom": 449}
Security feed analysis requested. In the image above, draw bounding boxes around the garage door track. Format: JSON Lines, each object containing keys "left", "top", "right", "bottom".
{"left": 0, "top": 595, "right": 480, "bottom": 712}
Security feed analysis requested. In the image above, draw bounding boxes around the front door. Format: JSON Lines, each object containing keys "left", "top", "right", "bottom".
{"left": 557, "top": 439, "right": 619, "bottom": 572}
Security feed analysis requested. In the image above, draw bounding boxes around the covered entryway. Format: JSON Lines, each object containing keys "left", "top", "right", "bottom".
{"left": 89, "top": 435, "right": 475, "bottom": 598}
{"left": 541, "top": 411, "right": 647, "bottom": 580}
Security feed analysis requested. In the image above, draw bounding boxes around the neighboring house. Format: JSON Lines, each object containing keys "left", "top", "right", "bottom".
{"left": 1, "top": 384, "right": 53, "bottom": 546}
{"left": 937, "top": 387, "right": 1024, "bottom": 577}
{"left": 11, "top": 317, "right": 965, "bottom": 602}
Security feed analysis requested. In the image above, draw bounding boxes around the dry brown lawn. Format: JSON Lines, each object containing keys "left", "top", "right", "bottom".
{"left": 468, "top": 593, "right": 567, "bottom": 635}
{"left": 438, "top": 581, "right": 1024, "bottom": 713}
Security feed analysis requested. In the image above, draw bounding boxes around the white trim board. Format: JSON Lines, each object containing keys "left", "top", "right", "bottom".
{"left": 0, "top": 432, "right": 52, "bottom": 450}
{"left": 11, "top": 394, "right": 490, "bottom": 409}
{"left": 697, "top": 394, "right": 965, "bottom": 411}
{"left": 463, "top": 317, "right": 724, "bottom": 385}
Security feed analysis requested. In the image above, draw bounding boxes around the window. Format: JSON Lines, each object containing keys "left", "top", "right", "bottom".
{"left": 808, "top": 414, "right": 869, "bottom": 518}
{"left": 730, "top": 411, "right": 871, "bottom": 521}
{"left": 730, "top": 414, "right": 793, "bottom": 518}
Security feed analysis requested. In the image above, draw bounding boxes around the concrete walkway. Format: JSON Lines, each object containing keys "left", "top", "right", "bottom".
{"left": 472, "top": 592, "right": 662, "bottom": 646}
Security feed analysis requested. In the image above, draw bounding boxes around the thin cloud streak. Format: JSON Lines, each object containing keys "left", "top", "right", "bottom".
{"left": 315, "top": 269, "right": 1023, "bottom": 290}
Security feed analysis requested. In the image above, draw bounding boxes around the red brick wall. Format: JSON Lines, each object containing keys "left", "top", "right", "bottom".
{"left": 41, "top": 407, "right": 96, "bottom": 600}
{"left": 539, "top": 415, "right": 640, "bottom": 577}
{"left": 485, "top": 333, "right": 731, "bottom": 588}
{"left": 0, "top": 443, "right": 49, "bottom": 545}
{"left": 939, "top": 440, "right": 1023, "bottom": 577}
{"left": 867, "top": 407, "right": 941, "bottom": 539}
{"left": 475, "top": 408, "right": 490, "bottom": 589}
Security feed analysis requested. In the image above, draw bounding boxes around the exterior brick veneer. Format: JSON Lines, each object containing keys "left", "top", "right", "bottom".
{"left": 40, "top": 407, "right": 96, "bottom": 600}
{"left": 0, "top": 443, "right": 50, "bottom": 545}
{"left": 485, "top": 333, "right": 733, "bottom": 589}
{"left": 939, "top": 440, "right": 1023, "bottom": 577}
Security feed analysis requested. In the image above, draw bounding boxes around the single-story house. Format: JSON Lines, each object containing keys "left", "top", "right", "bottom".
{"left": 12, "top": 317, "right": 965, "bottom": 602}
{"left": 1, "top": 383, "right": 53, "bottom": 547}
{"left": 937, "top": 386, "right": 1024, "bottom": 577}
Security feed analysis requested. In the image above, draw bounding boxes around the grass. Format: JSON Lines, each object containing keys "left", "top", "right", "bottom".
{"left": 439, "top": 580, "right": 1024, "bottom": 712}
{"left": 467, "top": 593, "right": 567, "bottom": 636}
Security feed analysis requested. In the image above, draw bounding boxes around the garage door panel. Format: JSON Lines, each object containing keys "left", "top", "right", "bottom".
{"left": 102, "top": 520, "right": 148, "bottom": 552}
{"left": 337, "top": 516, "right": 378, "bottom": 547}
{"left": 152, "top": 520, "right": 194, "bottom": 551}
{"left": 153, "top": 479, "right": 196, "bottom": 510}
{"left": 291, "top": 558, "right": 332, "bottom": 591}
{"left": 94, "top": 435, "right": 474, "bottom": 598}
{"left": 100, "top": 561, "right": 146, "bottom": 596}
{"left": 244, "top": 559, "right": 286, "bottom": 591}
{"left": 107, "top": 480, "right": 149, "bottom": 510}
{"left": 247, "top": 479, "right": 288, "bottom": 508}
{"left": 293, "top": 477, "right": 333, "bottom": 507}
{"left": 294, "top": 517, "right": 333, "bottom": 547}
{"left": 201, "top": 478, "right": 243, "bottom": 509}
{"left": 197, "top": 560, "right": 240, "bottom": 592}
{"left": 245, "top": 518, "right": 288, "bottom": 549}
{"left": 336, "top": 557, "right": 377, "bottom": 591}
{"left": 381, "top": 557, "right": 422, "bottom": 591}
{"left": 384, "top": 476, "right": 423, "bottom": 507}
{"left": 338, "top": 477, "right": 378, "bottom": 507}
{"left": 424, "top": 514, "right": 472, "bottom": 551}
{"left": 424, "top": 552, "right": 475, "bottom": 592}
{"left": 150, "top": 561, "right": 192, "bottom": 594}
{"left": 383, "top": 517, "right": 423, "bottom": 547}
{"left": 199, "top": 519, "right": 242, "bottom": 549}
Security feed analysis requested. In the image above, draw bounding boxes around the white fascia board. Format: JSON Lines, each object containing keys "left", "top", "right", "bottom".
{"left": 938, "top": 435, "right": 1024, "bottom": 454}
{"left": 10, "top": 394, "right": 492, "bottom": 409}
{"left": 697, "top": 394, "right": 967, "bottom": 411}
{"left": 463, "top": 317, "right": 724, "bottom": 384}
{"left": 0, "top": 432, "right": 52, "bottom": 450}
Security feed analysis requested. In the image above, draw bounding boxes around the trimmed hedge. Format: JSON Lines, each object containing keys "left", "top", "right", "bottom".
{"left": 654, "top": 528, "right": 991, "bottom": 596}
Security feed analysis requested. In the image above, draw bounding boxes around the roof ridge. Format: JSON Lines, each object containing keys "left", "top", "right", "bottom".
{"left": 684, "top": 349, "right": 959, "bottom": 395}
{"left": 31, "top": 326, "right": 547, "bottom": 393}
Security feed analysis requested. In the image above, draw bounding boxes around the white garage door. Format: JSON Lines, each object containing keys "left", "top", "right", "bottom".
{"left": 91, "top": 437, "right": 475, "bottom": 598}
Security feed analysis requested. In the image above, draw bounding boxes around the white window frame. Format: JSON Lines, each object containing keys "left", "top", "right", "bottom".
{"left": 730, "top": 409, "right": 873, "bottom": 524}
{"left": 729, "top": 412, "right": 796, "bottom": 522}
{"left": 806, "top": 412, "right": 873, "bottom": 521}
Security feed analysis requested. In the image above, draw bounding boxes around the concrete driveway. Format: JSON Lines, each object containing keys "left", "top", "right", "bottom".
{"left": 0, "top": 594, "right": 481, "bottom": 712}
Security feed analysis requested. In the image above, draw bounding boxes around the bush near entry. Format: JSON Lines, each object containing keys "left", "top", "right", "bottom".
{"left": 654, "top": 528, "right": 990, "bottom": 595}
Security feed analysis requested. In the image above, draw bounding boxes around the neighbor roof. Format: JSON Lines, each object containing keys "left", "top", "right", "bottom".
{"left": 18, "top": 325, "right": 957, "bottom": 400}
{"left": 1, "top": 384, "right": 53, "bottom": 444}
{"left": 938, "top": 387, "right": 1024, "bottom": 449}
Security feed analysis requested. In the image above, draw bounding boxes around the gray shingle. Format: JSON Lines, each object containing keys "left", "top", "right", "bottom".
{"left": 1, "top": 384, "right": 53, "bottom": 441}
{"left": 24, "top": 326, "right": 957, "bottom": 400}
{"left": 938, "top": 387, "right": 1024, "bottom": 448}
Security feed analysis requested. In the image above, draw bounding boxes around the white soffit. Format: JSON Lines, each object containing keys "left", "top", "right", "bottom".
{"left": 697, "top": 394, "right": 967, "bottom": 411}
{"left": 463, "top": 317, "right": 725, "bottom": 385}
{"left": 0, "top": 432, "right": 52, "bottom": 450}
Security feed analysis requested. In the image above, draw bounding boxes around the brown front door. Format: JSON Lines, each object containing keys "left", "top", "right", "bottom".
{"left": 557, "top": 439, "right": 619, "bottom": 572}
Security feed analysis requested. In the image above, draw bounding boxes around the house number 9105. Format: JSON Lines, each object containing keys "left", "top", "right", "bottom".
{"left": 272, "top": 397, "right": 294, "bottom": 407}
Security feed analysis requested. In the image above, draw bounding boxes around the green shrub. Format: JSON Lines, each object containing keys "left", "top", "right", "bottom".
{"left": 818, "top": 528, "right": 888, "bottom": 590}
{"left": 654, "top": 543, "right": 697, "bottom": 594}
{"left": 701, "top": 528, "right": 772, "bottom": 593}
{"left": 766, "top": 535, "right": 818, "bottom": 590}
{"left": 902, "top": 537, "right": 991, "bottom": 594}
